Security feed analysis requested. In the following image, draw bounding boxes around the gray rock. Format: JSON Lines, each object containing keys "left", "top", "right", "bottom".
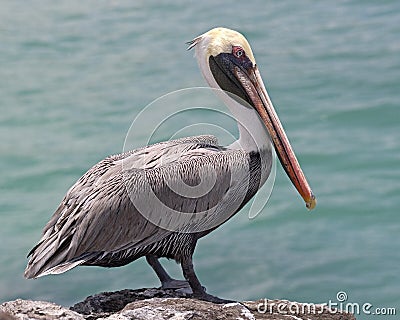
{"left": 0, "top": 288, "right": 356, "bottom": 320}
{"left": 0, "top": 299, "right": 84, "bottom": 320}
{"left": 70, "top": 288, "right": 191, "bottom": 318}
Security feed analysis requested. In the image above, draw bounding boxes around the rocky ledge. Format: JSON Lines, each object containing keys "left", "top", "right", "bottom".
{"left": 0, "top": 288, "right": 356, "bottom": 320}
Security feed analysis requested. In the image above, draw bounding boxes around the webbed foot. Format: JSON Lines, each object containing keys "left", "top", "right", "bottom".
{"left": 193, "top": 292, "right": 235, "bottom": 304}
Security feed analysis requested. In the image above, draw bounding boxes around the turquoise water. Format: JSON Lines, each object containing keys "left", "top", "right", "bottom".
{"left": 1, "top": 1, "right": 399, "bottom": 318}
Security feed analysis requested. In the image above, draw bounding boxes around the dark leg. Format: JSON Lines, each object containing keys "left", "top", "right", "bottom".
{"left": 146, "top": 255, "right": 190, "bottom": 289}
{"left": 180, "top": 255, "right": 233, "bottom": 304}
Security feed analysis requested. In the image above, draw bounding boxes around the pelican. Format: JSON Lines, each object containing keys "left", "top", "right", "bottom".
{"left": 25, "top": 27, "right": 316, "bottom": 303}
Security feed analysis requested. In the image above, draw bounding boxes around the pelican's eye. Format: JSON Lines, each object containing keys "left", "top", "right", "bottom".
{"left": 232, "top": 46, "right": 245, "bottom": 59}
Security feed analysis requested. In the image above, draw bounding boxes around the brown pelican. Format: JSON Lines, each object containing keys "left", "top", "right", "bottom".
{"left": 25, "top": 27, "right": 316, "bottom": 303}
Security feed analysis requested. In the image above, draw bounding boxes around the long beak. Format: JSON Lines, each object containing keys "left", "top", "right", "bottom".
{"left": 234, "top": 65, "right": 316, "bottom": 210}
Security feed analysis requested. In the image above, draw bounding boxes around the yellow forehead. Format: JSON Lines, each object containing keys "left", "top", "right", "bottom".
{"left": 200, "top": 27, "right": 256, "bottom": 64}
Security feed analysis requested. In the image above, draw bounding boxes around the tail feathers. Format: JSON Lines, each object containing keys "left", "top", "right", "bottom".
{"left": 24, "top": 251, "right": 98, "bottom": 279}
{"left": 30, "top": 258, "right": 87, "bottom": 278}
{"left": 24, "top": 232, "right": 97, "bottom": 279}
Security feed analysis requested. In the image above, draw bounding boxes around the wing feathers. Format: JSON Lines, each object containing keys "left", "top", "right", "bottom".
{"left": 25, "top": 135, "right": 257, "bottom": 278}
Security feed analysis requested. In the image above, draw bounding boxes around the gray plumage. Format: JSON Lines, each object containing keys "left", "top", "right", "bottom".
{"left": 23, "top": 27, "right": 313, "bottom": 303}
{"left": 25, "top": 135, "right": 272, "bottom": 279}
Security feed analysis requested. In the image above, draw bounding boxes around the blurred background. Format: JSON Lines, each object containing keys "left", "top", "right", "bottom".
{"left": 1, "top": 0, "right": 399, "bottom": 317}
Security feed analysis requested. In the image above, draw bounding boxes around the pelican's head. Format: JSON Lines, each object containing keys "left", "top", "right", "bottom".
{"left": 189, "top": 27, "right": 316, "bottom": 210}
